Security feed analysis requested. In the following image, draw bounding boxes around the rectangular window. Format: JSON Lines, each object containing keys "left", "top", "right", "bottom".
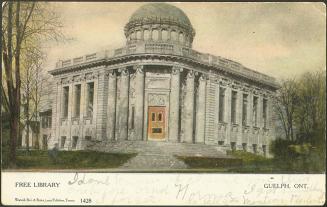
{"left": 60, "top": 136, "right": 66, "bottom": 149}
{"left": 262, "top": 145, "right": 267, "bottom": 157}
{"left": 218, "top": 141, "right": 224, "bottom": 145}
{"left": 72, "top": 136, "right": 78, "bottom": 149}
{"left": 242, "top": 143, "right": 247, "bottom": 152}
{"left": 231, "top": 91, "right": 237, "bottom": 124}
{"left": 242, "top": 94, "right": 248, "bottom": 125}
{"left": 219, "top": 87, "right": 225, "bottom": 122}
{"left": 231, "top": 142, "right": 236, "bottom": 152}
{"left": 152, "top": 128, "right": 162, "bottom": 133}
{"left": 41, "top": 117, "right": 46, "bottom": 128}
{"left": 74, "top": 84, "right": 81, "bottom": 118}
{"left": 42, "top": 135, "right": 48, "bottom": 150}
{"left": 263, "top": 99, "right": 268, "bottom": 128}
{"left": 86, "top": 82, "right": 94, "bottom": 117}
{"left": 253, "top": 96, "right": 258, "bottom": 127}
{"left": 131, "top": 106, "right": 135, "bottom": 129}
{"left": 158, "top": 113, "right": 163, "bottom": 121}
{"left": 151, "top": 112, "right": 155, "bottom": 121}
{"left": 62, "top": 86, "right": 69, "bottom": 118}
{"left": 48, "top": 116, "right": 52, "bottom": 128}
{"left": 253, "top": 144, "right": 258, "bottom": 153}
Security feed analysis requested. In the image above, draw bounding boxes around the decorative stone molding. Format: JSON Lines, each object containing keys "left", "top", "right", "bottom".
{"left": 85, "top": 72, "right": 97, "bottom": 81}
{"left": 130, "top": 88, "right": 136, "bottom": 98}
{"left": 186, "top": 70, "right": 195, "bottom": 78}
{"left": 148, "top": 94, "right": 166, "bottom": 106}
{"left": 134, "top": 65, "right": 144, "bottom": 74}
{"left": 73, "top": 75, "right": 82, "bottom": 82}
{"left": 199, "top": 74, "right": 207, "bottom": 81}
{"left": 120, "top": 68, "right": 129, "bottom": 76}
{"left": 172, "top": 66, "right": 183, "bottom": 74}
{"left": 108, "top": 70, "right": 116, "bottom": 77}
{"left": 61, "top": 77, "right": 73, "bottom": 85}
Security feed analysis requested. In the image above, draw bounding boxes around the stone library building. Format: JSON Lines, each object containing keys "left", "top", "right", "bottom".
{"left": 40, "top": 3, "right": 279, "bottom": 156}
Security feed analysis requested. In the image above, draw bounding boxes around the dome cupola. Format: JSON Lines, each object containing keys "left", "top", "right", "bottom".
{"left": 124, "top": 3, "right": 195, "bottom": 48}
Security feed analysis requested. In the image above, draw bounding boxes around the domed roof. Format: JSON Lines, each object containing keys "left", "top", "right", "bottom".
{"left": 129, "top": 3, "right": 192, "bottom": 27}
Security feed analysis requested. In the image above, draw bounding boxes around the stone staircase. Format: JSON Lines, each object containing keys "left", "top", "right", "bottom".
{"left": 88, "top": 140, "right": 230, "bottom": 158}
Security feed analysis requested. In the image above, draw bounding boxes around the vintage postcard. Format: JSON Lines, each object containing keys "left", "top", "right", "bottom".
{"left": 1, "top": 1, "right": 325, "bottom": 205}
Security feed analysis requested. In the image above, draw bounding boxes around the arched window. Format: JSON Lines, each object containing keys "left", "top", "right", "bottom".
{"left": 144, "top": 30, "right": 150, "bottom": 40}
{"left": 161, "top": 30, "right": 168, "bottom": 41}
{"left": 136, "top": 30, "right": 142, "bottom": 40}
{"left": 131, "top": 32, "right": 136, "bottom": 40}
{"left": 152, "top": 29, "right": 159, "bottom": 41}
{"left": 184, "top": 35, "right": 189, "bottom": 44}
{"left": 171, "top": 30, "right": 177, "bottom": 41}
{"left": 179, "top": 33, "right": 184, "bottom": 43}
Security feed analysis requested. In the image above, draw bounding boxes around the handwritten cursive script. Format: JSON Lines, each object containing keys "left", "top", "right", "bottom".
{"left": 68, "top": 173, "right": 111, "bottom": 186}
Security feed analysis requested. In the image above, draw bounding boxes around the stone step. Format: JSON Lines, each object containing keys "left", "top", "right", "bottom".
{"left": 88, "top": 140, "right": 229, "bottom": 158}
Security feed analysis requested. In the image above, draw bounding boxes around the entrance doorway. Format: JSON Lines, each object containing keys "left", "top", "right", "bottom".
{"left": 147, "top": 106, "right": 166, "bottom": 140}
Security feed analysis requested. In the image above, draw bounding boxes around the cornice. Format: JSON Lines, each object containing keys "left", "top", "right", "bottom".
{"left": 49, "top": 53, "right": 279, "bottom": 90}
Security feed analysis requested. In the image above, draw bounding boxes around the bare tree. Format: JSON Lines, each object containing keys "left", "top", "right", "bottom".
{"left": 295, "top": 71, "right": 326, "bottom": 146}
{"left": 21, "top": 47, "right": 44, "bottom": 151}
{"left": 2, "top": 2, "right": 64, "bottom": 167}
{"left": 274, "top": 79, "right": 299, "bottom": 141}
{"left": 274, "top": 70, "right": 326, "bottom": 148}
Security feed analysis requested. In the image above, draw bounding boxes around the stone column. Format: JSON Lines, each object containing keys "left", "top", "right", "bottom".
{"left": 247, "top": 91, "right": 254, "bottom": 148}
{"left": 77, "top": 81, "right": 85, "bottom": 149}
{"left": 224, "top": 83, "right": 232, "bottom": 147}
{"left": 195, "top": 74, "right": 206, "bottom": 143}
{"left": 204, "top": 76, "right": 219, "bottom": 145}
{"left": 183, "top": 70, "right": 195, "bottom": 143}
{"left": 67, "top": 82, "right": 74, "bottom": 149}
{"left": 257, "top": 95, "right": 263, "bottom": 146}
{"left": 236, "top": 88, "right": 243, "bottom": 149}
{"left": 169, "top": 66, "right": 181, "bottom": 142}
{"left": 141, "top": 29, "right": 144, "bottom": 40}
{"left": 117, "top": 68, "right": 129, "bottom": 140}
{"left": 134, "top": 65, "right": 145, "bottom": 140}
{"left": 51, "top": 81, "right": 61, "bottom": 149}
{"left": 158, "top": 29, "right": 162, "bottom": 41}
{"left": 267, "top": 96, "right": 275, "bottom": 142}
{"left": 96, "top": 71, "right": 108, "bottom": 141}
{"left": 168, "top": 29, "right": 172, "bottom": 41}
{"left": 107, "top": 70, "right": 117, "bottom": 140}
{"left": 150, "top": 29, "right": 153, "bottom": 41}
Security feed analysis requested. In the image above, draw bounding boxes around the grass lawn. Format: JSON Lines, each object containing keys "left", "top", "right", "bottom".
{"left": 10, "top": 150, "right": 137, "bottom": 169}
{"left": 175, "top": 155, "right": 242, "bottom": 172}
{"left": 225, "top": 150, "right": 276, "bottom": 173}
{"left": 176, "top": 151, "right": 289, "bottom": 173}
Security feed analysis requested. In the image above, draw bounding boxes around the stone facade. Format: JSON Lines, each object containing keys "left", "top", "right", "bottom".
{"left": 47, "top": 3, "right": 279, "bottom": 156}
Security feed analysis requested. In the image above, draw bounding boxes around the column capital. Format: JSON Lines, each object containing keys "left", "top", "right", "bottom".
{"left": 119, "top": 68, "right": 129, "bottom": 76}
{"left": 199, "top": 74, "right": 207, "bottom": 81}
{"left": 108, "top": 70, "right": 116, "bottom": 77}
{"left": 172, "top": 66, "right": 183, "bottom": 74}
{"left": 133, "top": 65, "right": 144, "bottom": 74}
{"left": 186, "top": 70, "right": 195, "bottom": 79}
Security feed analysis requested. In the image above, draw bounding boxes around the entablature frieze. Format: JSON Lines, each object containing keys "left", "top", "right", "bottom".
{"left": 51, "top": 55, "right": 278, "bottom": 94}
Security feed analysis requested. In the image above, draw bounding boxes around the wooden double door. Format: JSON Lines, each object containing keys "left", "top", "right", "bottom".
{"left": 147, "top": 106, "right": 166, "bottom": 140}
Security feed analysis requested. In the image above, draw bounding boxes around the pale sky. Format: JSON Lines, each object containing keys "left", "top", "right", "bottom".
{"left": 44, "top": 2, "right": 326, "bottom": 79}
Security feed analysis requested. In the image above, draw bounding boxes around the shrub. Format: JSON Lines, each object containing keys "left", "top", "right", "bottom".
{"left": 270, "top": 139, "right": 325, "bottom": 173}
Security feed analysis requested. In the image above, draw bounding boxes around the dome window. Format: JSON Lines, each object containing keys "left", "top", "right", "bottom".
{"left": 162, "top": 30, "right": 168, "bottom": 41}
{"left": 152, "top": 29, "right": 159, "bottom": 41}
{"left": 179, "top": 33, "right": 184, "bottom": 43}
{"left": 171, "top": 31, "right": 177, "bottom": 41}
{"left": 136, "top": 30, "right": 142, "bottom": 40}
{"left": 131, "top": 32, "right": 136, "bottom": 40}
{"left": 144, "top": 30, "right": 150, "bottom": 40}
